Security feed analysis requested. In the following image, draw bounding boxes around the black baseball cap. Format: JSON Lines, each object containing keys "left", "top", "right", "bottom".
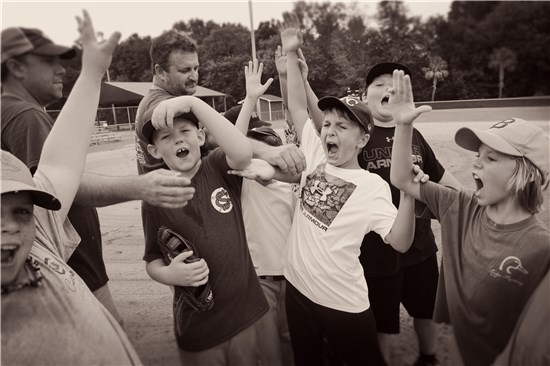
{"left": 318, "top": 96, "right": 374, "bottom": 134}
{"left": 1, "top": 27, "right": 76, "bottom": 63}
{"left": 365, "top": 62, "right": 411, "bottom": 88}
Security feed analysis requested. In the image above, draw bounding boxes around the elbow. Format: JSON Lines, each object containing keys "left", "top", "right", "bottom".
{"left": 390, "top": 171, "right": 406, "bottom": 191}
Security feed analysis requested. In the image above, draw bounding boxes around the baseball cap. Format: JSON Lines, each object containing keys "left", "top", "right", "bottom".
{"left": 223, "top": 105, "right": 272, "bottom": 130}
{"left": 455, "top": 118, "right": 549, "bottom": 186}
{"left": 1, "top": 151, "right": 61, "bottom": 210}
{"left": 140, "top": 105, "right": 200, "bottom": 144}
{"left": 247, "top": 127, "right": 283, "bottom": 147}
{"left": 1, "top": 27, "right": 76, "bottom": 64}
{"left": 365, "top": 62, "right": 411, "bottom": 88}
{"left": 317, "top": 96, "right": 374, "bottom": 134}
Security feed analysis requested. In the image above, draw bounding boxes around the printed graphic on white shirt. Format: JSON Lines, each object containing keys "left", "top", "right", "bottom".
{"left": 301, "top": 164, "right": 356, "bottom": 230}
{"left": 489, "top": 255, "right": 529, "bottom": 286}
{"left": 211, "top": 187, "right": 233, "bottom": 213}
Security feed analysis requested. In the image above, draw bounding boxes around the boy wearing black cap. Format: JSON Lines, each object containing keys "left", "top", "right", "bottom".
{"left": 359, "top": 61, "right": 459, "bottom": 365}
{"left": 230, "top": 24, "right": 416, "bottom": 366}
{"left": 140, "top": 96, "right": 278, "bottom": 365}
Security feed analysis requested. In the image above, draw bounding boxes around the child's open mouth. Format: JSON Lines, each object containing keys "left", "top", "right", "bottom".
{"left": 473, "top": 173, "right": 484, "bottom": 196}
{"left": 381, "top": 95, "right": 390, "bottom": 106}
{"left": 327, "top": 142, "right": 338, "bottom": 157}
{"left": 176, "top": 148, "right": 189, "bottom": 159}
{"left": 1, "top": 244, "right": 19, "bottom": 265}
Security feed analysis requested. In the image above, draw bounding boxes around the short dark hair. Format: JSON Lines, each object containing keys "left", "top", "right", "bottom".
{"left": 150, "top": 30, "right": 198, "bottom": 73}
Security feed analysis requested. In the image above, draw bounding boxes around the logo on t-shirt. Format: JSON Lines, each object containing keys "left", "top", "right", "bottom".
{"left": 211, "top": 187, "right": 233, "bottom": 213}
{"left": 300, "top": 164, "right": 356, "bottom": 231}
{"left": 489, "top": 256, "right": 528, "bottom": 286}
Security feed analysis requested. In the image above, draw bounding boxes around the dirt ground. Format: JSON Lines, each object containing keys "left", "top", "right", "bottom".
{"left": 86, "top": 108, "right": 549, "bottom": 366}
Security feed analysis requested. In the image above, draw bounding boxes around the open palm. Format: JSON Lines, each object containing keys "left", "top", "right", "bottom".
{"left": 389, "top": 70, "right": 432, "bottom": 125}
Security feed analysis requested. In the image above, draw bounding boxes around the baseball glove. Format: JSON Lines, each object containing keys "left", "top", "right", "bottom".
{"left": 157, "top": 226, "right": 214, "bottom": 313}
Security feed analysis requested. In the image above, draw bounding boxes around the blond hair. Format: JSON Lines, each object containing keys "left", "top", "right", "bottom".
{"left": 507, "top": 156, "right": 545, "bottom": 214}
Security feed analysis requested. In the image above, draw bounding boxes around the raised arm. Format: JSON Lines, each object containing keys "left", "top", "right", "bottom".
{"left": 152, "top": 96, "right": 252, "bottom": 170}
{"left": 38, "top": 10, "right": 120, "bottom": 221}
{"left": 235, "top": 59, "right": 273, "bottom": 134}
{"left": 297, "top": 49, "right": 324, "bottom": 133}
{"left": 384, "top": 192, "right": 415, "bottom": 253}
{"left": 281, "top": 14, "right": 309, "bottom": 140}
{"left": 389, "top": 70, "right": 432, "bottom": 201}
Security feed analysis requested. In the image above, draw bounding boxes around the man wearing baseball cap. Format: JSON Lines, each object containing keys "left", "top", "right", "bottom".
{"left": 358, "top": 62, "right": 460, "bottom": 366}
{"left": 0, "top": 26, "right": 126, "bottom": 323}
{"left": 2, "top": 13, "right": 141, "bottom": 364}
{"left": 1, "top": 26, "right": 195, "bottom": 325}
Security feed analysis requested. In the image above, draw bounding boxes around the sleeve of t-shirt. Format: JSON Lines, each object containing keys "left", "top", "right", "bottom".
{"left": 419, "top": 181, "right": 459, "bottom": 221}
{"left": 2, "top": 109, "right": 52, "bottom": 172}
{"left": 142, "top": 203, "right": 164, "bottom": 263}
{"left": 366, "top": 178, "right": 398, "bottom": 242}
{"left": 32, "top": 172, "right": 80, "bottom": 260}
{"left": 300, "top": 118, "right": 325, "bottom": 186}
{"left": 205, "top": 147, "right": 243, "bottom": 196}
{"left": 414, "top": 128, "right": 445, "bottom": 183}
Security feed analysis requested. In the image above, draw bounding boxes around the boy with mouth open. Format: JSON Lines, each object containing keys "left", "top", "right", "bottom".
{"left": 140, "top": 95, "right": 276, "bottom": 365}
{"left": 358, "top": 62, "right": 460, "bottom": 365}
{"left": 389, "top": 69, "right": 550, "bottom": 366}
{"left": 1, "top": 11, "right": 141, "bottom": 365}
{"left": 229, "top": 20, "right": 416, "bottom": 366}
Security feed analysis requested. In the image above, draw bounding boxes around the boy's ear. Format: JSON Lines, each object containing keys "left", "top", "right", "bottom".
{"left": 197, "top": 127, "right": 206, "bottom": 147}
{"left": 357, "top": 133, "right": 370, "bottom": 149}
{"left": 361, "top": 92, "right": 367, "bottom": 103}
{"left": 147, "top": 143, "right": 162, "bottom": 159}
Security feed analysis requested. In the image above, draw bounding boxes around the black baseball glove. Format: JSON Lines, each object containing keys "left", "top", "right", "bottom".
{"left": 157, "top": 226, "right": 214, "bottom": 313}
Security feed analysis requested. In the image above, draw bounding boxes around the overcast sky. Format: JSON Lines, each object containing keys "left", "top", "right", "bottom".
{"left": 2, "top": 1, "right": 452, "bottom": 46}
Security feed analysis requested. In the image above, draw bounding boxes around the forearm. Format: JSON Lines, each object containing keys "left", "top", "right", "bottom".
{"left": 235, "top": 96, "right": 257, "bottom": 135}
{"left": 390, "top": 124, "right": 422, "bottom": 200}
{"left": 192, "top": 98, "right": 252, "bottom": 169}
{"left": 385, "top": 192, "right": 415, "bottom": 253}
{"left": 304, "top": 81, "right": 324, "bottom": 133}
{"left": 279, "top": 75, "right": 290, "bottom": 113}
{"left": 145, "top": 259, "right": 174, "bottom": 286}
{"left": 39, "top": 70, "right": 103, "bottom": 219}
{"left": 287, "top": 52, "right": 309, "bottom": 139}
{"left": 73, "top": 172, "right": 143, "bottom": 207}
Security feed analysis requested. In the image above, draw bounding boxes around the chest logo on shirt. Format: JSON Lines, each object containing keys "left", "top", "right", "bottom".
{"left": 489, "top": 256, "right": 528, "bottom": 286}
{"left": 211, "top": 187, "right": 233, "bottom": 213}
{"left": 43, "top": 257, "right": 78, "bottom": 292}
{"left": 362, "top": 144, "right": 423, "bottom": 171}
{"left": 300, "top": 164, "right": 356, "bottom": 231}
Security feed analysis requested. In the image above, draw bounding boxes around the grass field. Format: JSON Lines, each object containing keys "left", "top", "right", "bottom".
{"left": 87, "top": 107, "right": 549, "bottom": 366}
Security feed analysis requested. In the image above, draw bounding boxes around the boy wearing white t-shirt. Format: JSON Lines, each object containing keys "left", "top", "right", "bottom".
{"left": 231, "top": 39, "right": 416, "bottom": 366}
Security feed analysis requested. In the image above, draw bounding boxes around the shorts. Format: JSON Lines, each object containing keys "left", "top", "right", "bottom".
{"left": 366, "top": 254, "right": 439, "bottom": 334}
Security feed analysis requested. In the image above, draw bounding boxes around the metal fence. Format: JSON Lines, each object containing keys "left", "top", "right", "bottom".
{"left": 47, "top": 106, "right": 138, "bottom": 130}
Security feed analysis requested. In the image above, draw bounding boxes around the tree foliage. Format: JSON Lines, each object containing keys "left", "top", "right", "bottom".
{"left": 57, "top": 0, "right": 550, "bottom": 108}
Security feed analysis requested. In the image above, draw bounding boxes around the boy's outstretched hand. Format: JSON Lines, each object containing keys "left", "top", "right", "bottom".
{"left": 228, "top": 159, "right": 276, "bottom": 181}
{"left": 245, "top": 59, "right": 273, "bottom": 100}
{"left": 280, "top": 12, "right": 303, "bottom": 52}
{"left": 389, "top": 70, "right": 432, "bottom": 125}
{"left": 76, "top": 10, "right": 120, "bottom": 79}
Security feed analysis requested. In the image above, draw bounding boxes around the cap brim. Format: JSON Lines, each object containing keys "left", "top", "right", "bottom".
{"left": 249, "top": 118, "right": 272, "bottom": 129}
{"left": 455, "top": 127, "right": 522, "bottom": 156}
{"left": 32, "top": 44, "right": 76, "bottom": 59}
{"left": 1, "top": 180, "right": 61, "bottom": 210}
